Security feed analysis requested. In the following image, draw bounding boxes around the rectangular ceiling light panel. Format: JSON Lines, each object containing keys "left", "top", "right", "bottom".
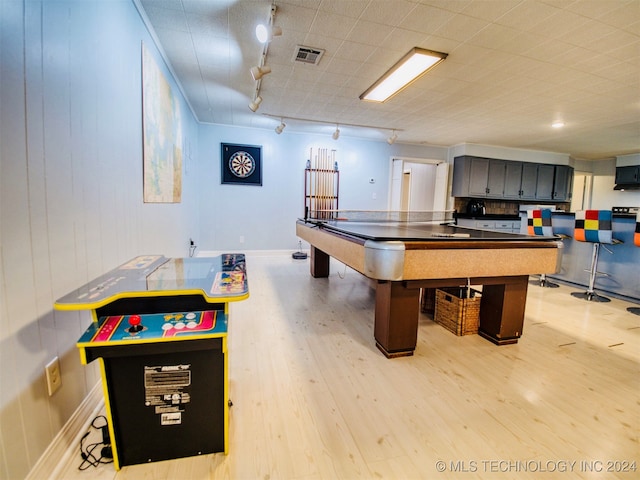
{"left": 360, "top": 47, "right": 447, "bottom": 103}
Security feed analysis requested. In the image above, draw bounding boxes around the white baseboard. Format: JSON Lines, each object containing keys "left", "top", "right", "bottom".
{"left": 26, "top": 382, "right": 104, "bottom": 480}
{"left": 197, "top": 249, "right": 305, "bottom": 257}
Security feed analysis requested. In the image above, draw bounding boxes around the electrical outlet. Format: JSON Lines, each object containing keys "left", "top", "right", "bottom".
{"left": 239, "top": 235, "right": 245, "bottom": 244}
{"left": 45, "top": 357, "right": 62, "bottom": 396}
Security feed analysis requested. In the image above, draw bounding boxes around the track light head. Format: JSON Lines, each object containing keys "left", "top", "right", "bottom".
{"left": 250, "top": 65, "right": 271, "bottom": 81}
{"left": 275, "top": 121, "right": 286, "bottom": 134}
{"left": 332, "top": 126, "right": 340, "bottom": 140}
{"left": 256, "top": 24, "right": 282, "bottom": 44}
{"left": 387, "top": 130, "right": 398, "bottom": 145}
{"left": 248, "top": 96, "right": 263, "bottom": 112}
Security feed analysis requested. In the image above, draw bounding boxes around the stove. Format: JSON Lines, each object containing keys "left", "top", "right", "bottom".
{"left": 612, "top": 206, "right": 639, "bottom": 214}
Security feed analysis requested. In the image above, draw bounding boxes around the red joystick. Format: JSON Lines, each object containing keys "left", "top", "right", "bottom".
{"left": 128, "top": 315, "right": 143, "bottom": 333}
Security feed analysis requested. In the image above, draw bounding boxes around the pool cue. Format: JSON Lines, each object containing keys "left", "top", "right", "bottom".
{"left": 313, "top": 149, "right": 318, "bottom": 218}
{"left": 324, "top": 148, "right": 329, "bottom": 218}
{"left": 322, "top": 148, "right": 327, "bottom": 218}
{"left": 308, "top": 148, "right": 312, "bottom": 216}
{"left": 320, "top": 148, "right": 324, "bottom": 218}
{"left": 330, "top": 149, "right": 335, "bottom": 212}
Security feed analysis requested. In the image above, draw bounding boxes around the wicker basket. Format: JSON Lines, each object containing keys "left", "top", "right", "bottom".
{"left": 434, "top": 287, "right": 481, "bottom": 336}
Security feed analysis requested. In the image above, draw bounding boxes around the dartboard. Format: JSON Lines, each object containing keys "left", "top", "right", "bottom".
{"left": 229, "top": 151, "right": 255, "bottom": 178}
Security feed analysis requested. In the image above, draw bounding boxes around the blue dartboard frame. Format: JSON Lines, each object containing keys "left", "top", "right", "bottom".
{"left": 221, "top": 143, "right": 262, "bottom": 186}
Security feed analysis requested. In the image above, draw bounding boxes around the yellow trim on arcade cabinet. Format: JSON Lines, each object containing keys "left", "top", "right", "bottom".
{"left": 223, "top": 336, "right": 229, "bottom": 454}
{"left": 98, "top": 357, "right": 122, "bottom": 470}
{"left": 54, "top": 288, "right": 249, "bottom": 312}
{"left": 78, "top": 346, "right": 88, "bottom": 366}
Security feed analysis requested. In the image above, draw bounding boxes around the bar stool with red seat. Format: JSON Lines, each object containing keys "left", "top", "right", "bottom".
{"left": 628, "top": 210, "right": 640, "bottom": 315}
{"left": 527, "top": 208, "right": 559, "bottom": 288}
{"left": 571, "top": 209, "right": 619, "bottom": 302}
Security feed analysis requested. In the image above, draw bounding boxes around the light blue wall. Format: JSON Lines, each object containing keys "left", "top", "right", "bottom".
{"left": 0, "top": 1, "right": 199, "bottom": 477}
{"left": 197, "top": 124, "right": 448, "bottom": 251}
{"left": 1, "top": 1, "right": 636, "bottom": 478}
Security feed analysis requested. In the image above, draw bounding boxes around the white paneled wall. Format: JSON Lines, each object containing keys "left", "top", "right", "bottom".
{"left": 1, "top": 2, "right": 634, "bottom": 479}
{"left": 196, "top": 126, "right": 450, "bottom": 252}
{"left": 0, "top": 1, "right": 199, "bottom": 478}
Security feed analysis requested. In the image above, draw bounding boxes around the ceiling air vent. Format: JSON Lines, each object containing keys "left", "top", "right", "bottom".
{"left": 292, "top": 45, "right": 325, "bottom": 65}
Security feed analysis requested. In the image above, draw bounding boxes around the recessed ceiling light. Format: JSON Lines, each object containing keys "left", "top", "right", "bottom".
{"left": 552, "top": 122, "right": 565, "bottom": 128}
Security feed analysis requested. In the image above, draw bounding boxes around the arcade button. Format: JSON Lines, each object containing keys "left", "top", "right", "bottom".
{"left": 128, "top": 314, "right": 144, "bottom": 333}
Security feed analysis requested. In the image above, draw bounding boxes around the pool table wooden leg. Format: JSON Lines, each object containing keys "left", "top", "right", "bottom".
{"left": 310, "top": 246, "right": 330, "bottom": 278}
{"left": 478, "top": 275, "right": 529, "bottom": 345}
{"left": 374, "top": 281, "right": 420, "bottom": 358}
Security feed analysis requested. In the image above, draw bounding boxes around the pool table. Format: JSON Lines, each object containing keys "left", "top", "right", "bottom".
{"left": 296, "top": 219, "right": 562, "bottom": 358}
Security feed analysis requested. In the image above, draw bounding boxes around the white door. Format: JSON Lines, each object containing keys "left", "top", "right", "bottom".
{"left": 401, "top": 170, "right": 411, "bottom": 210}
{"left": 571, "top": 172, "right": 593, "bottom": 211}
{"left": 389, "top": 157, "right": 448, "bottom": 212}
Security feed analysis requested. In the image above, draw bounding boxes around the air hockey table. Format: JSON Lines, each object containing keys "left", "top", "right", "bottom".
{"left": 296, "top": 218, "right": 562, "bottom": 358}
{"left": 54, "top": 254, "right": 248, "bottom": 469}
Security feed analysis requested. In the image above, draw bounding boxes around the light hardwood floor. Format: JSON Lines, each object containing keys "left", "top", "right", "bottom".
{"left": 55, "top": 253, "right": 639, "bottom": 479}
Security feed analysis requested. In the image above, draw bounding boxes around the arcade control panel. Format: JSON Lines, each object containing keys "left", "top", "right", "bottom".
{"left": 77, "top": 310, "right": 228, "bottom": 362}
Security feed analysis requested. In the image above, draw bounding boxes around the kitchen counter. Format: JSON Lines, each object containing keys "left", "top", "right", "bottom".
{"left": 549, "top": 211, "right": 636, "bottom": 219}
{"left": 455, "top": 213, "right": 520, "bottom": 220}
{"left": 545, "top": 212, "right": 639, "bottom": 301}
{"left": 454, "top": 214, "right": 521, "bottom": 233}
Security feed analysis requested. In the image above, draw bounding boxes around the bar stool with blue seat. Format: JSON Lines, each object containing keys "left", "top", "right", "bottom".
{"left": 527, "top": 208, "right": 559, "bottom": 288}
{"left": 571, "top": 209, "right": 619, "bottom": 302}
{"left": 628, "top": 210, "right": 640, "bottom": 315}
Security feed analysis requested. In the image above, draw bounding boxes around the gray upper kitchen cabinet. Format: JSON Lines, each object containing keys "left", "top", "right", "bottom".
{"left": 486, "top": 160, "right": 506, "bottom": 197}
{"left": 615, "top": 165, "right": 640, "bottom": 184}
{"left": 453, "top": 156, "right": 573, "bottom": 202}
{"left": 552, "top": 165, "right": 573, "bottom": 201}
{"left": 453, "top": 156, "right": 507, "bottom": 197}
{"left": 503, "top": 162, "right": 524, "bottom": 199}
{"left": 520, "top": 163, "right": 538, "bottom": 199}
{"left": 452, "top": 156, "right": 487, "bottom": 197}
{"left": 468, "top": 157, "right": 490, "bottom": 196}
{"left": 535, "top": 164, "right": 555, "bottom": 200}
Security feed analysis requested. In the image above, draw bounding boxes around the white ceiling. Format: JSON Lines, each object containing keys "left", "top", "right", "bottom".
{"left": 137, "top": 0, "right": 640, "bottom": 160}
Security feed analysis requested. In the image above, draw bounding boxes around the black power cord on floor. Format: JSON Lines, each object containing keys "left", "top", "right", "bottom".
{"left": 78, "top": 415, "right": 113, "bottom": 470}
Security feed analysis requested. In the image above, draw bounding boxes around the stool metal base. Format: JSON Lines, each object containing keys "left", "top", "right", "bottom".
{"left": 571, "top": 291, "right": 611, "bottom": 302}
{"left": 532, "top": 274, "right": 560, "bottom": 288}
{"left": 540, "top": 279, "right": 560, "bottom": 288}
{"left": 572, "top": 242, "right": 613, "bottom": 303}
{"left": 627, "top": 307, "right": 640, "bottom": 316}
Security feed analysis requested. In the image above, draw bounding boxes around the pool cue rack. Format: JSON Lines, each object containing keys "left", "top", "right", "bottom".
{"left": 304, "top": 148, "right": 339, "bottom": 220}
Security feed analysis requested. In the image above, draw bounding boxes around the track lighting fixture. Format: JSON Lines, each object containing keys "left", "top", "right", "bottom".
{"left": 263, "top": 114, "right": 401, "bottom": 142}
{"left": 248, "top": 96, "right": 263, "bottom": 112}
{"left": 332, "top": 126, "right": 340, "bottom": 140}
{"left": 255, "top": 24, "right": 282, "bottom": 44}
{"left": 250, "top": 65, "right": 271, "bottom": 81}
